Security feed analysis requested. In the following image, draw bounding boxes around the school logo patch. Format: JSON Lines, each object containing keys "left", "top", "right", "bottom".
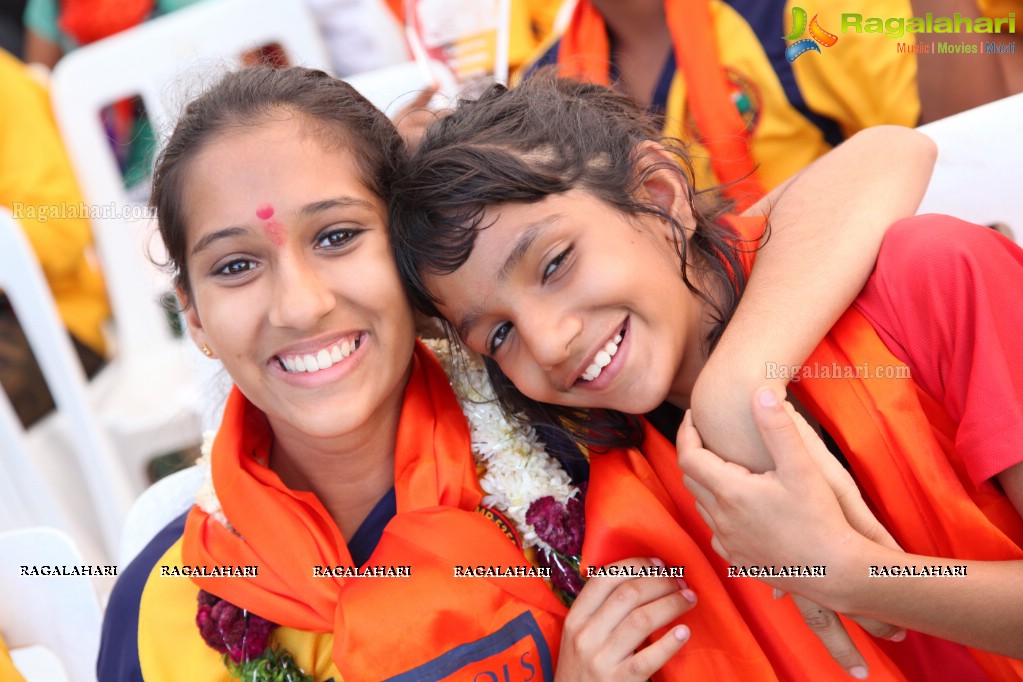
{"left": 384, "top": 612, "right": 554, "bottom": 681}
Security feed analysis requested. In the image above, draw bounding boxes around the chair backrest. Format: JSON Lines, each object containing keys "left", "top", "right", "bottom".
{"left": 0, "top": 209, "right": 132, "bottom": 557}
{"left": 49, "top": 0, "right": 332, "bottom": 364}
{"left": 0, "top": 383, "right": 68, "bottom": 534}
{"left": 119, "top": 464, "right": 204, "bottom": 567}
{"left": 0, "top": 528, "right": 102, "bottom": 682}
{"left": 917, "top": 92, "right": 1023, "bottom": 241}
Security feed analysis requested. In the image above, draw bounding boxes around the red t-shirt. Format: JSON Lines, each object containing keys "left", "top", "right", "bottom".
{"left": 853, "top": 214, "right": 1023, "bottom": 484}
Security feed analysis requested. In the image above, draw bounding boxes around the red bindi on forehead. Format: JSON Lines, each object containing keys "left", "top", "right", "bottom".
{"left": 255, "top": 203, "right": 285, "bottom": 246}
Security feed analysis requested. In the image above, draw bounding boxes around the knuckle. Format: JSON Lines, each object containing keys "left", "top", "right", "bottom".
{"left": 613, "top": 580, "right": 644, "bottom": 606}
{"left": 801, "top": 605, "right": 838, "bottom": 632}
{"left": 664, "top": 591, "right": 690, "bottom": 616}
{"left": 625, "top": 607, "right": 652, "bottom": 633}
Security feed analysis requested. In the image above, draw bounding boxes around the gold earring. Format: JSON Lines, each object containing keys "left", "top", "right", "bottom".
{"left": 201, "top": 344, "right": 213, "bottom": 357}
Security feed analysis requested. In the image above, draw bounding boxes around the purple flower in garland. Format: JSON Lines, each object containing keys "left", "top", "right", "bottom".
{"left": 196, "top": 590, "right": 313, "bottom": 680}
{"left": 526, "top": 483, "right": 588, "bottom": 603}
{"left": 536, "top": 548, "right": 586, "bottom": 596}
{"left": 196, "top": 590, "right": 276, "bottom": 663}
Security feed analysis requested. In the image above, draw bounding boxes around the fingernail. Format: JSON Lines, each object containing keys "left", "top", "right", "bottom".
{"left": 888, "top": 629, "right": 907, "bottom": 642}
{"left": 674, "top": 625, "right": 690, "bottom": 642}
{"left": 676, "top": 577, "right": 689, "bottom": 591}
{"left": 757, "top": 387, "right": 779, "bottom": 408}
{"left": 771, "top": 588, "right": 785, "bottom": 600}
{"left": 848, "top": 665, "right": 869, "bottom": 679}
{"left": 650, "top": 557, "right": 665, "bottom": 567}
{"left": 682, "top": 409, "right": 692, "bottom": 426}
{"left": 681, "top": 589, "right": 698, "bottom": 604}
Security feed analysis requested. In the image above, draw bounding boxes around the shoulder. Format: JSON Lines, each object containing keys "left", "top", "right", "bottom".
{"left": 97, "top": 511, "right": 188, "bottom": 682}
{"left": 134, "top": 516, "right": 233, "bottom": 681}
{"left": 859, "top": 214, "right": 1023, "bottom": 328}
{"left": 875, "top": 214, "right": 1021, "bottom": 284}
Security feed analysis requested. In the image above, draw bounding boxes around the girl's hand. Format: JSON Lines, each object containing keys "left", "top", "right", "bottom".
{"left": 554, "top": 558, "right": 694, "bottom": 681}
{"left": 677, "top": 389, "right": 906, "bottom": 678}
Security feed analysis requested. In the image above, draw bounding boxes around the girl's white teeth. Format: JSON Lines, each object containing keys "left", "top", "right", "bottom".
{"left": 281, "top": 338, "right": 359, "bottom": 374}
{"left": 580, "top": 332, "right": 625, "bottom": 382}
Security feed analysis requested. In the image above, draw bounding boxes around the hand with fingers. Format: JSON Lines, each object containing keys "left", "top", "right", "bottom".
{"left": 676, "top": 388, "right": 906, "bottom": 679}
{"left": 554, "top": 558, "right": 696, "bottom": 681}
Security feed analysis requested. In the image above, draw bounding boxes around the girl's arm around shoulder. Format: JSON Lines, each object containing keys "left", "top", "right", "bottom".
{"left": 691, "top": 125, "right": 937, "bottom": 473}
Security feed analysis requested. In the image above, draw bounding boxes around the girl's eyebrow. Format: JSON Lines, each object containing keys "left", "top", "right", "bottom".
{"left": 190, "top": 197, "right": 378, "bottom": 257}
{"left": 454, "top": 214, "right": 564, "bottom": 339}
{"left": 497, "top": 214, "right": 562, "bottom": 282}
{"left": 191, "top": 226, "right": 248, "bottom": 257}
{"left": 298, "top": 196, "right": 375, "bottom": 217}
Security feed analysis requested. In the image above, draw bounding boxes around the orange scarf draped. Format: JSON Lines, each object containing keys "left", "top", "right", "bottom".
{"left": 557, "top": 0, "right": 765, "bottom": 210}
{"left": 724, "top": 213, "right": 1023, "bottom": 680}
{"left": 792, "top": 309, "right": 1023, "bottom": 681}
{"left": 184, "top": 343, "right": 566, "bottom": 678}
{"left": 183, "top": 342, "right": 901, "bottom": 679}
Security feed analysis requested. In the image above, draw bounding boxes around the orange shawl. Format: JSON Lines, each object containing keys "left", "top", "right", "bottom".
{"left": 792, "top": 309, "right": 1023, "bottom": 681}
{"left": 183, "top": 342, "right": 902, "bottom": 679}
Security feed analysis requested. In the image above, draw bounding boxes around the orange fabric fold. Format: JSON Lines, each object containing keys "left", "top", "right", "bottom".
{"left": 557, "top": 0, "right": 765, "bottom": 210}
{"left": 792, "top": 310, "right": 1023, "bottom": 681}
{"left": 596, "top": 426, "right": 909, "bottom": 681}
{"left": 184, "top": 343, "right": 572, "bottom": 678}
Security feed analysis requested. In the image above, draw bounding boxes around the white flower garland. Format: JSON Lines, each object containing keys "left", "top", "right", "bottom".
{"left": 194, "top": 339, "right": 578, "bottom": 554}
{"left": 194, "top": 430, "right": 231, "bottom": 530}
{"left": 421, "top": 339, "right": 578, "bottom": 553}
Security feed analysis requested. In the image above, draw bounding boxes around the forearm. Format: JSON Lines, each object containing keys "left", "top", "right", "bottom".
{"left": 815, "top": 537, "right": 1023, "bottom": 658}
{"left": 692, "top": 126, "right": 937, "bottom": 472}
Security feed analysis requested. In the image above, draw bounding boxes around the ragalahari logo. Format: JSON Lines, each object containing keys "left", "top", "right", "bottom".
{"left": 784, "top": 7, "right": 839, "bottom": 61}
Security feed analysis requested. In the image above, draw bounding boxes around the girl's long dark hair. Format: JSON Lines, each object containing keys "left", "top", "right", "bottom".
{"left": 390, "top": 70, "right": 757, "bottom": 449}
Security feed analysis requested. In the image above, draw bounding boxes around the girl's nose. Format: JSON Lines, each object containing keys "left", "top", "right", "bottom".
{"left": 267, "top": 256, "right": 336, "bottom": 329}
{"left": 520, "top": 309, "right": 583, "bottom": 372}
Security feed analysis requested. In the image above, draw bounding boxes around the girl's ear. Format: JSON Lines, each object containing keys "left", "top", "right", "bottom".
{"left": 179, "top": 287, "right": 213, "bottom": 358}
{"left": 634, "top": 140, "right": 696, "bottom": 236}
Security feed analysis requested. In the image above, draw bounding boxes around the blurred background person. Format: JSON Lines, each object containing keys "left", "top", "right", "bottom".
{"left": 0, "top": 47, "right": 110, "bottom": 427}
{"left": 521, "top": 0, "right": 1018, "bottom": 210}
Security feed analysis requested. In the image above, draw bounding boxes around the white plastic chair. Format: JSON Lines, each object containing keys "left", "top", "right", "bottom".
{"left": 917, "top": 92, "right": 1023, "bottom": 242}
{"left": 118, "top": 464, "right": 204, "bottom": 567}
{"left": 0, "top": 528, "right": 103, "bottom": 682}
{"left": 47, "top": 0, "right": 332, "bottom": 493}
{"left": 0, "top": 209, "right": 132, "bottom": 559}
{"left": 0, "top": 386, "right": 68, "bottom": 534}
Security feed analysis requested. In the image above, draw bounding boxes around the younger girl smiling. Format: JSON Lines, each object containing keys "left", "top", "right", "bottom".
{"left": 392, "top": 74, "right": 1023, "bottom": 680}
